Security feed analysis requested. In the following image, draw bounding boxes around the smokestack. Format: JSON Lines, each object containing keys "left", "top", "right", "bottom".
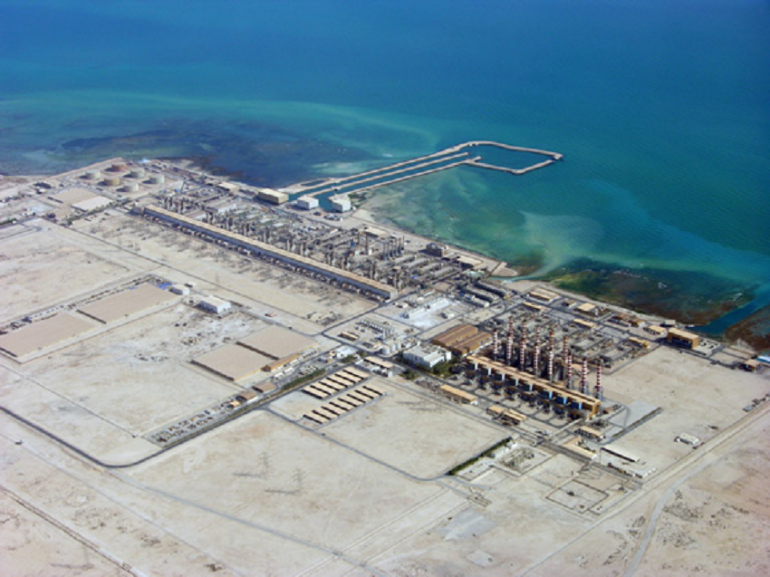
{"left": 594, "top": 361, "right": 603, "bottom": 401}
{"left": 580, "top": 357, "right": 589, "bottom": 395}
{"left": 548, "top": 329, "right": 555, "bottom": 381}
{"left": 506, "top": 334, "right": 514, "bottom": 365}
{"left": 566, "top": 352, "right": 573, "bottom": 389}
{"left": 548, "top": 349, "right": 555, "bottom": 382}
{"left": 533, "top": 339, "right": 541, "bottom": 377}
{"left": 519, "top": 326, "right": 527, "bottom": 368}
{"left": 492, "top": 330, "right": 500, "bottom": 359}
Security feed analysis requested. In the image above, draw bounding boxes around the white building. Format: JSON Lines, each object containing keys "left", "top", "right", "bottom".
{"left": 295, "top": 195, "right": 319, "bottom": 210}
{"left": 198, "top": 296, "right": 231, "bottom": 315}
{"left": 330, "top": 194, "right": 352, "bottom": 213}
{"left": 169, "top": 284, "right": 190, "bottom": 295}
{"left": 403, "top": 344, "right": 451, "bottom": 370}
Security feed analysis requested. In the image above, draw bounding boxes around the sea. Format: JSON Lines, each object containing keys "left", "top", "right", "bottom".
{"left": 1, "top": 0, "right": 768, "bottom": 333}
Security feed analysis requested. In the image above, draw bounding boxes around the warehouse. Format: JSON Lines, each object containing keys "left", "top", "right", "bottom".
{"left": 528, "top": 288, "right": 559, "bottom": 303}
{"left": 198, "top": 296, "right": 232, "bottom": 315}
{"left": 666, "top": 328, "right": 700, "bottom": 349}
{"left": 431, "top": 324, "right": 492, "bottom": 356}
{"left": 295, "top": 195, "right": 319, "bottom": 210}
{"left": 329, "top": 195, "right": 352, "bottom": 212}
{"left": 257, "top": 188, "right": 289, "bottom": 204}
{"left": 439, "top": 384, "right": 478, "bottom": 405}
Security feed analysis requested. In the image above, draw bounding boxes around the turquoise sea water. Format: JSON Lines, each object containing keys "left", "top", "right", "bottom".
{"left": 1, "top": 0, "right": 768, "bottom": 329}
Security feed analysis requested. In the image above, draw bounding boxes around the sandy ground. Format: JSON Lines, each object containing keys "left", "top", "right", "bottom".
{"left": 1, "top": 201, "right": 769, "bottom": 576}
{"left": 76, "top": 213, "right": 376, "bottom": 334}
{"left": 0, "top": 491, "right": 132, "bottom": 577}
{"left": 0, "top": 222, "right": 137, "bottom": 322}
{"left": 320, "top": 378, "right": 506, "bottom": 479}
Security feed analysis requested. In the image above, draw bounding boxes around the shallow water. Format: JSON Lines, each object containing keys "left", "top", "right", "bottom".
{"left": 1, "top": 0, "right": 768, "bottom": 328}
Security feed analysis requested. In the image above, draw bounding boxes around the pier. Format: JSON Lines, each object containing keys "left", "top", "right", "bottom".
{"left": 282, "top": 141, "right": 563, "bottom": 200}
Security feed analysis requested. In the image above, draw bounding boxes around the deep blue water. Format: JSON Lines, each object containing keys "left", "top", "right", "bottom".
{"left": 1, "top": 0, "right": 768, "bottom": 328}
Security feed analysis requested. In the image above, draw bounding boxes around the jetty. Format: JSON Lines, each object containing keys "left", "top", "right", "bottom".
{"left": 281, "top": 141, "right": 563, "bottom": 200}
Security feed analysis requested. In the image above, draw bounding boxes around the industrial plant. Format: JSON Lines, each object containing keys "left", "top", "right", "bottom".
{"left": 0, "top": 152, "right": 768, "bottom": 577}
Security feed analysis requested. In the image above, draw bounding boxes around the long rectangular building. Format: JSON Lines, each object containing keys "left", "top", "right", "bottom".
{"left": 144, "top": 205, "right": 397, "bottom": 300}
{"left": 439, "top": 384, "right": 478, "bottom": 405}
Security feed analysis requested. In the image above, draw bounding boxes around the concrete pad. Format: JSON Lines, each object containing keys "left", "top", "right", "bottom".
{"left": 238, "top": 325, "right": 317, "bottom": 359}
{"left": 78, "top": 283, "right": 177, "bottom": 324}
{"left": 193, "top": 344, "right": 273, "bottom": 381}
{"left": 51, "top": 187, "right": 98, "bottom": 205}
{"left": 0, "top": 313, "right": 95, "bottom": 358}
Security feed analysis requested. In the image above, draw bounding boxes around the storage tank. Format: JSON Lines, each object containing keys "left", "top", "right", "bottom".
{"left": 104, "top": 176, "right": 122, "bottom": 187}
{"left": 84, "top": 170, "right": 101, "bottom": 180}
{"left": 148, "top": 174, "right": 165, "bottom": 185}
{"left": 122, "top": 182, "right": 139, "bottom": 193}
{"left": 129, "top": 168, "right": 146, "bottom": 178}
{"left": 109, "top": 163, "right": 127, "bottom": 172}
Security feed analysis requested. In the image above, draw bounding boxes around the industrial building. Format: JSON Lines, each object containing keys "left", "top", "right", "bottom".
{"left": 439, "top": 384, "right": 478, "bottom": 405}
{"left": 143, "top": 205, "right": 397, "bottom": 300}
{"left": 425, "top": 243, "right": 450, "bottom": 257}
{"left": 198, "top": 296, "right": 232, "bottom": 315}
{"left": 217, "top": 181, "right": 239, "bottom": 195}
{"left": 403, "top": 344, "right": 451, "bottom": 369}
{"left": 528, "top": 288, "right": 559, "bottom": 303}
{"left": 576, "top": 302, "right": 599, "bottom": 317}
{"left": 329, "top": 195, "right": 352, "bottom": 212}
{"left": 295, "top": 195, "right": 319, "bottom": 210}
{"left": 645, "top": 325, "right": 667, "bottom": 338}
{"left": 666, "top": 328, "right": 700, "bottom": 349}
{"left": 431, "top": 324, "right": 492, "bottom": 356}
{"left": 364, "top": 356, "right": 394, "bottom": 376}
{"left": 257, "top": 188, "right": 289, "bottom": 205}
{"left": 466, "top": 354, "right": 602, "bottom": 418}
{"left": 50, "top": 187, "right": 112, "bottom": 212}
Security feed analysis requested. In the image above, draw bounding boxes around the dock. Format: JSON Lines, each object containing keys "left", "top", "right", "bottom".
{"left": 282, "top": 141, "right": 563, "bottom": 199}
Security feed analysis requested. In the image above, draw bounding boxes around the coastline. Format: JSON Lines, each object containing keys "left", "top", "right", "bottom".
{"left": 355, "top": 193, "right": 768, "bottom": 353}
{"left": 3, "top": 155, "right": 767, "bottom": 355}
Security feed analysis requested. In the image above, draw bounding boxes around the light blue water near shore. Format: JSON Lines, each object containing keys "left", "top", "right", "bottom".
{"left": 1, "top": 0, "right": 768, "bottom": 328}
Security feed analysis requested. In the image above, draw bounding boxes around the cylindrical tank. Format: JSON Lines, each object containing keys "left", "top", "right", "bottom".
{"left": 104, "top": 177, "right": 122, "bottom": 187}
{"left": 148, "top": 174, "right": 165, "bottom": 185}
{"left": 129, "top": 168, "right": 146, "bottom": 178}
{"left": 123, "top": 182, "right": 139, "bottom": 192}
{"left": 109, "top": 163, "right": 127, "bottom": 172}
{"left": 84, "top": 170, "right": 101, "bottom": 180}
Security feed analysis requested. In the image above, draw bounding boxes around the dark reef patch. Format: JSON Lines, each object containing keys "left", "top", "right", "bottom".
{"left": 543, "top": 259, "right": 754, "bottom": 328}
{"left": 52, "top": 119, "right": 371, "bottom": 187}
